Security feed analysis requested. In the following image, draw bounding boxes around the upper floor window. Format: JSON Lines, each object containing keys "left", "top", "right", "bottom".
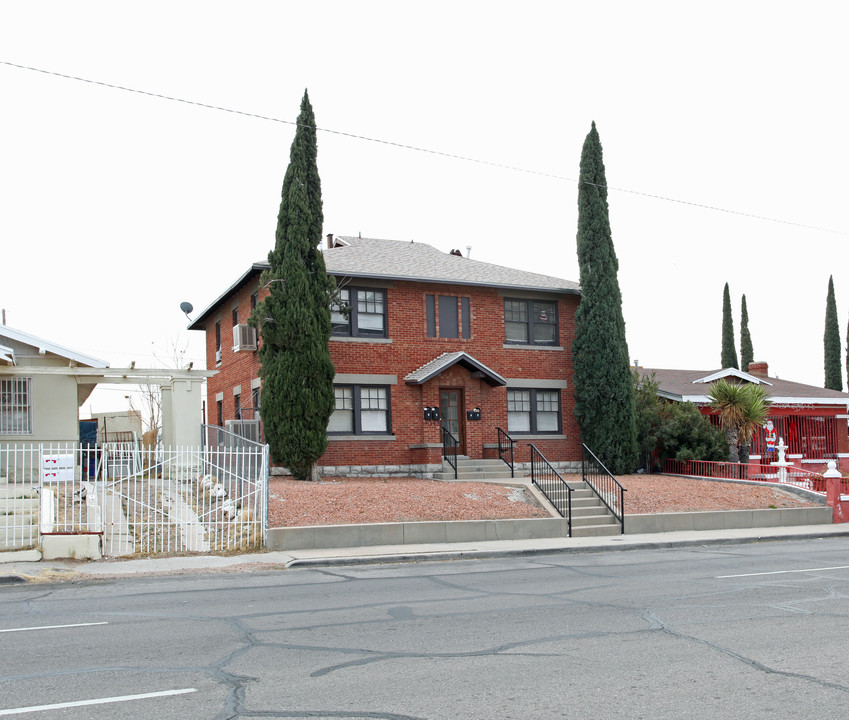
{"left": 0, "top": 377, "right": 32, "bottom": 435}
{"left": 328, "top": 384, "right": 391, "bottom": 434}
{"left": 250, "top": 292, "right": 258, "bottom": 311}
{"left": 331, "top": 288, "right": 387, "bottom": 338}
{"left": 504, "top": 299, "right": 558, "bottom": 346}
{"left": 232, "top": 307, "right": 239, "bottom": 326}
{"left": 426, "top": 295, "right": 470, "bottom": 339}
{"left": 507, "top": 388, "right": 561, "bottom": 434}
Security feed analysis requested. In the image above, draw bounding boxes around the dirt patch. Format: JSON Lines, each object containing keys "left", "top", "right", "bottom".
{"left": 268, "top": 473, "right": 821, "bottom": 527}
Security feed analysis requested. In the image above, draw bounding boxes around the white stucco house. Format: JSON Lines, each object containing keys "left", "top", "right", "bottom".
{"left": 0, "top": 325, "right": 108, "bottom": 443}
{"left": 0, "top": 325, "right": 214, "bottom": 446}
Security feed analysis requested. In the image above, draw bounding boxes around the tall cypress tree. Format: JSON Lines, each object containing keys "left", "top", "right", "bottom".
{"left": 572, "top": 122, "right": 637, "bottom": 475}
{"left": 824, "top": 275, "right": 842, "bottom": 391}
{"left": 255, "top": 90, "right": 335, "bottom": 480}
{"left": 740, "top": 294, "right": 754, "bottom": 372}
{"left": 721, "top": 283, "right": 738, "bottom": 369}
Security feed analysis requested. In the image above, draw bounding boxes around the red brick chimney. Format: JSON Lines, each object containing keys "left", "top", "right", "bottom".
{"left": 326, "top": 233, "right": 335, "bottom": 249}
{"left": 748, "top": 361, "right": 769, "bottom": 378}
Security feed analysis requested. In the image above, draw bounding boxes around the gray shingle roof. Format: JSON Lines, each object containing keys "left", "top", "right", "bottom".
{"left": 405, "top": 351, "right": 507, "bottom": 386}
{"left": 327, "top": 236, "right": 579, "bottom": 293}
{"left": 188, "top": 236, "right": 579, "bottom": 329}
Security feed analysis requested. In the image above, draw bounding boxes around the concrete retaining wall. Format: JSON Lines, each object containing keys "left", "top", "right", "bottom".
{"left": 266, "top": 506, "right": 833, "bottom": 551}
{"left": 267, "top": 518, "right": 570, "bottom": 551}
{"left": 626, "top": 506, "right": 833, "bottom": 534}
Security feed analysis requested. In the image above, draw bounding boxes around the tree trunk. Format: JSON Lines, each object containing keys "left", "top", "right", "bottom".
{"left": 307, "top": 463, "right": 322, "bottom": 482}
{"left": 725, "top": 427, "right": 739, "bottom": 463}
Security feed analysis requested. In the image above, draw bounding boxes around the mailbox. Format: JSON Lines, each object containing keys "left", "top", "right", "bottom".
{"left": 424, "top": 407, "right": 433, "bottom": 421}
{"left": 431, "top": 407, "right": 441, "bottom": 421}
{"left": 466, "top": 408, "right": 482, "bottom": 421}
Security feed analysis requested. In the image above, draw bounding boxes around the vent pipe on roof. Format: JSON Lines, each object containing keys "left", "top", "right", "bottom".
{"left": 466, "top": 245, "right": 472, "bottom": 258}
{"left": 1, "top": 309, "right": 5, "bottom": 325}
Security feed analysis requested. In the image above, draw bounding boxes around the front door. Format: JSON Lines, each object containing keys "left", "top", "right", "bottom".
{"left": 440, "top": 388, "right": 466, "bottom": 455}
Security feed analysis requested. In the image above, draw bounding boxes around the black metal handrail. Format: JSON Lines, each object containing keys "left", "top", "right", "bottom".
{"left": 496, "top": 427, "right": 515, "bottom": 478}
{"left": 529, "top": 444, "right": 572, "bottom": 536}
{"left": 581, "top": 443, "right": 626, "bottom": 534}
{"left": 441, "top": 426, "right": 458, "bottom": 480}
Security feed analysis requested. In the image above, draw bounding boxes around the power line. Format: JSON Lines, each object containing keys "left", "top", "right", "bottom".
{"left": 2, "top": 59, "right": 847, "bottom": 238}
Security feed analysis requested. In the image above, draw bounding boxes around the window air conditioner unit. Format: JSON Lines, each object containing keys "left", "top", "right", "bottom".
{"left": 233, "top": 324, "right": 258, "bottom": 352}
{"left": 225, "top": 419, "right": 262, "bottom": 444}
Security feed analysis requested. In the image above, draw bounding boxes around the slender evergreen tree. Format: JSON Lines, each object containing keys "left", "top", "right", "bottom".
{"left": 824, "top": 275, "right": 842, "bottom": 391}
{"left": 254, "top": 90, "right": 335, "bottom": 480}
{"left": 572, "top": 122, "right": 638, "bottom": 474}
{"left": 740, "top": 294, "right": 753, "bottom": 371}
{"left": 721, "top": 283, "right": 738, "bottom": 369}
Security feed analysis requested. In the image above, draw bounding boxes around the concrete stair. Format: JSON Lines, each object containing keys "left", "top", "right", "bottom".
{"left": 433, "top": 457, "right": 517, "bottom": 481}
{"left": 434, "top": 459, "right": 622, "bottom": 538}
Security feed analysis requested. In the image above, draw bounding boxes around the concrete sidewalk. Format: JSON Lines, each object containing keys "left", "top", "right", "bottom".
{"left": 3, "top": 523, "right": 849, "bottom": 584}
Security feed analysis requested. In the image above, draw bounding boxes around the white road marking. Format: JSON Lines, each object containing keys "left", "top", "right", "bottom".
{"left": 0, "top": 621, "right": 108, "bottom": 634}
{"left": 717, "top": 565, "right": 849, "bottom": 579}
{"left": 0, "top": 688, "right": 197, "bottom": 716}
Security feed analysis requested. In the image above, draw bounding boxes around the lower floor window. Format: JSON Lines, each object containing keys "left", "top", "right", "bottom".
{"left": 0, "top": 377, "right": 32, "bottom": 435}
{"left": 328, "top": 385, "right": 391, "bottom": 434}
{"left": 507, "top": 388, "right": 561, "bottom": 434}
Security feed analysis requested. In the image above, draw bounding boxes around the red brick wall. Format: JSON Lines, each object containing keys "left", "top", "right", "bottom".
{"left": 198, "top": 274, "right": 582, "bottom": 468}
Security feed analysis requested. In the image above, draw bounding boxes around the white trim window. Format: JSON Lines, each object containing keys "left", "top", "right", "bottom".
{"left": 0, "top": 377, "right": 33, "bottom": 435}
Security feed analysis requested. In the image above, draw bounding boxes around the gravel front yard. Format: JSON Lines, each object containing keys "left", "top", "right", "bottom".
{"left": 268, "top": 474, "right": 820, "bottom": 528}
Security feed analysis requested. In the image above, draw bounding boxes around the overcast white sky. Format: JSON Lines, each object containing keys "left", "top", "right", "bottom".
{"left": 2, "top": 1, "right": 847, "bottom": 414}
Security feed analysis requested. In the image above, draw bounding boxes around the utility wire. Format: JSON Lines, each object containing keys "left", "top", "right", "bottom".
{"left": 2, "top": 59, "right": 847, "bottom": 237}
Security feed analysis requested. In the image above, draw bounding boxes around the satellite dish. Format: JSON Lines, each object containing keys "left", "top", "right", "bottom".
{"left": 180, "top": 301, "right": 194, "bottom": 314}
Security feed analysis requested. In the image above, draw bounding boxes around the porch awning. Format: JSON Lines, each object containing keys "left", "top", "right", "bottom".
{"left": 405, "top": 351, "right": 507, "bottom": 387}
{"left": 0, "top": 344, "right": 15, "bottom": 365}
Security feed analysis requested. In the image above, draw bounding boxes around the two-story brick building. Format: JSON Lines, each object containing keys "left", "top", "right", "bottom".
{"left": 189, "top": 235, "right": 583, "bottom": 475}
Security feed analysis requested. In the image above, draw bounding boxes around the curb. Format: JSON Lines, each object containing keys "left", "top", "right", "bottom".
{"left": 283, "top": 528, "right": 849, "bottom": 569}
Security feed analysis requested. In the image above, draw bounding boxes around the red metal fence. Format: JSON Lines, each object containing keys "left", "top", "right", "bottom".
{"left": 662, "top": 458, "right": 849, "bottom": 495}
{"left": 706, "top": 414, "right": 840, "bottom": 459}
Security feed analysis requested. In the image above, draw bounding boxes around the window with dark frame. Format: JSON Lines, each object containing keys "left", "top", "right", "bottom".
{"left": 215, "top": 322, "right": 221, "bottom": 352}
{"left": 250, "top": 292, "right": 258, "bottom": 311}
{"left": 331, "top": 287, "right": 388, "bottom": 338}
{"left": 234, "top": 393, "right": 242, "bottom": 420}
{"left": 504, "top": 299, "right": 558, "bottom": 345}
{"left": 506, "top": 388, "right": 561, "bottom": 434}
{"left": 251, "top": 386, "right": 261, "bottom": 419}
{"left": 426, "top": 294, "right": 471, "bottom": 339}
{"left": 217, "top": 399, "right": 224, "bottom": 427}
{"left": 232, "top": 307, "right": 239, "bottom": 326}
{"left": 328, "top": 385, "right": 391, "bottom": 435}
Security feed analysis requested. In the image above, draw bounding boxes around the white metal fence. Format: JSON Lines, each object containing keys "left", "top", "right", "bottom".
{"left": 0, "top": 436, "right": 268, "bottom": 556}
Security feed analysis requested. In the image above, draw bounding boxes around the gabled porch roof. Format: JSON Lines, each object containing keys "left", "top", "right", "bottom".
{"left": 405, "top": 351, "right": 507, "bottom": 387}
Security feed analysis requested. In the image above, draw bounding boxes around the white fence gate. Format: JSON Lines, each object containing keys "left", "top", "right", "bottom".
{"left": 0, "top": 432, "right": 268, "bottom": 556}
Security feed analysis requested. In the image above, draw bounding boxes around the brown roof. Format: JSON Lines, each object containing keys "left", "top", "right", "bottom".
{"left": 640, "top": 367, "right": 849, "bottom": 406}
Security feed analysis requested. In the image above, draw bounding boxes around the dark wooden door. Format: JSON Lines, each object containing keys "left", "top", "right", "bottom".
{"left": 440, "top": 388, "right": 466, "bottom": 455}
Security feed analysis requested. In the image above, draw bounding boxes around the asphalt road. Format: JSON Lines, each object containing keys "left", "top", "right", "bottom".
{"left": 2, "top": 538, "right": 849, "bottom": 719}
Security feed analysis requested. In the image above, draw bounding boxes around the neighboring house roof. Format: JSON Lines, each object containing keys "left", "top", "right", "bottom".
{"left": 405, "top": 351, "right": 507, "bottom": 387}
{"left": 188, "top": 236, "right": 579, "bottom": 330}
{"left": 641, "top": 367, "right": 849, "bottom": 408}
{"left": 0, "top": 326, "right": 108, "bottom": 368}
{"left": 0, "top": 344, "right": 14, "bottom": 365}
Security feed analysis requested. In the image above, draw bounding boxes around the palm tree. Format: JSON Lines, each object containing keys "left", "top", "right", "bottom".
{"left": 735, "top": 384, "right": 771, "bottom": 464}
{"left": 708, "top": 379, "right": 771, "bottom": 464}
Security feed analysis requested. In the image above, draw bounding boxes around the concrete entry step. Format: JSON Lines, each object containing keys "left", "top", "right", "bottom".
{"left": 571, "top": 523, "right": 622, "bottom": 537}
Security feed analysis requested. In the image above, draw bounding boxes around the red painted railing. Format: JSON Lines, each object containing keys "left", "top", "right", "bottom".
{"left": 661, "top": 458, "right": 849, "bottom": 495}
